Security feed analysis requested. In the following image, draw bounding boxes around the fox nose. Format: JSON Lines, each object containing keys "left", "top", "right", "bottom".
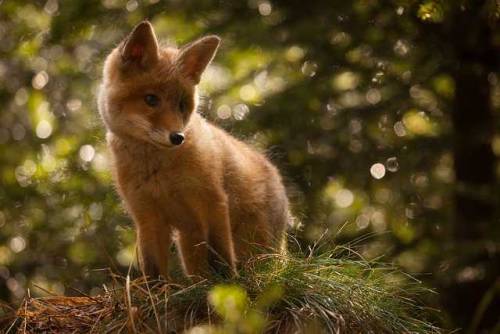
{"left": 169, "top": 132, "right": 185, "bottom": 146}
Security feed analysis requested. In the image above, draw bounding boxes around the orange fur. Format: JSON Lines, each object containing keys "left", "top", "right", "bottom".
{"left": 98, "top": 21, "right": 289, "bottom": 279}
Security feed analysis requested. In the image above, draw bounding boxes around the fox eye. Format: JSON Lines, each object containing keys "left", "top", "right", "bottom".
{"left": 144, "top": 94, "right": 160, "bottom": 107}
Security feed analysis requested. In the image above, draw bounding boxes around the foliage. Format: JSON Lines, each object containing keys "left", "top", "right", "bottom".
{"left": 417, "top": 1, "right": 444, "bottom": 23}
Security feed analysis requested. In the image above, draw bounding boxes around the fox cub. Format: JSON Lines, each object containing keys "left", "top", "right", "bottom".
{"left": 98, "top": 21, "right": 289, "bottom": 278}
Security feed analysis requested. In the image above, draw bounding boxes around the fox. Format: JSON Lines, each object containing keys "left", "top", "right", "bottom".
{"left": 98, "top": 21, "right": 290, "bottom": 279}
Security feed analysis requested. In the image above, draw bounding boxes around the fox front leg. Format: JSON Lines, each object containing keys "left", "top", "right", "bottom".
{"left": 207, "top": 202, "right": 237, "bottom": 277}
{"left": 177, "top": 228, "right": 210, "bottom": 278}
{"left": 132, "top": 211, "right": 172, "bottom": 279}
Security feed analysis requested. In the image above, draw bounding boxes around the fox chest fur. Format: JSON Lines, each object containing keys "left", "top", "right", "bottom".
{"left": 108, "top": 127, "right": 223, "bottom": 231}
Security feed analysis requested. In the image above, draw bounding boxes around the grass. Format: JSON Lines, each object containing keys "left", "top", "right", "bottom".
{"left": 7, "top": 241, "right": 441, "bottom": 333}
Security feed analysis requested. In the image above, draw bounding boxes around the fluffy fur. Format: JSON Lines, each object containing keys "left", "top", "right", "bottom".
{"left": 98, "top": 21, "right": 289, "bottom": 278}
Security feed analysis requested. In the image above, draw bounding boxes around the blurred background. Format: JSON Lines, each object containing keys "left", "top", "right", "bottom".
{"left": 0, "top": 0, "right": 498, "bottom": 332}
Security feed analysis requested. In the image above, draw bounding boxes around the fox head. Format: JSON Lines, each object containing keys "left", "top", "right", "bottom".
{"left": 98, "top": 21, "right": 220, "bottom": 148}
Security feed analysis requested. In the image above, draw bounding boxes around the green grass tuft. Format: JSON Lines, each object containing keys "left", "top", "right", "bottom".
{"left": 12, "top": 243, "right": 441, "bottom": 333}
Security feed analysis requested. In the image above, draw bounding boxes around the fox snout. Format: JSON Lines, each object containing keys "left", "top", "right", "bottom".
{"left": 148, "top": 129, "right": 185, "bottom": 148}
{"left": 169, "top": 132, "right": 185, "bottom": 145}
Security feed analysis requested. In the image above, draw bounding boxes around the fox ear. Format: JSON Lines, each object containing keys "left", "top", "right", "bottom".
{"left": 177, "top": 35, "right": 220, "bottom": 84}
{"left": 121, "top": 21, "right": 159, "bottom": 68}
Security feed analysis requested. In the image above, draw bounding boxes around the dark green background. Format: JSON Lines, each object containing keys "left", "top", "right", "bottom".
{"left": 0, "top": 0, "right": 498, "bottom": 332}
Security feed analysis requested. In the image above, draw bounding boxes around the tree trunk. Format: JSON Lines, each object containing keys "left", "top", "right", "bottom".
{"left": 451, "top": 15, "right": 495, "bottom": 242}
{"left": 444, "top": 2, "right": 499, "bottom": 331}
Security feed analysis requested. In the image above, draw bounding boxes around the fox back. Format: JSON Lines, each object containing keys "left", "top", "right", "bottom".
{"left": 98, "top": 21, "right": 289, "bottom": 278}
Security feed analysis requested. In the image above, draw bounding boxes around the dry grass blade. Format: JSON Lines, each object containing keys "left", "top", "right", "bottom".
{"left": 125, "top": 274, "right": 138, "bottom": 333}
{"left": 16, "top": 295, "right": 115, "bottom": 334}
